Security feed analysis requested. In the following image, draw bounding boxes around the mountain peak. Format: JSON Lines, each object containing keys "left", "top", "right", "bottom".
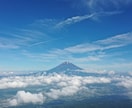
{"left": 47, "top": 61, "right": 83, "bottom": 73}
{"left": 33, "top": 62, "right": 86, "bottom": 76}
{"left": 62, "top": 61, "right": 70, "bottom": 64}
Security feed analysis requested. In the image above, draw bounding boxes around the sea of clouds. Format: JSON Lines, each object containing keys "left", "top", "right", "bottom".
{"left": 0, "top": 73, "right": 132, "bottom": 107}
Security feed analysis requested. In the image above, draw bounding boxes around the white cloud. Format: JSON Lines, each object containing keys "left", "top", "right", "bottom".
{"left": 83, "top": 69, "right": 115, "bottom": 75}
{"left": 55, "top": 11, "right": 121, "bottom": 28}
{"left": 65, "top": 43, "right": 100, "bottom": 53}
{"left": 82, "top": 0, "right": 132, "bottom": 12}
{"left": 55, "top": 13, "right": 95, "bottom": 28}
{"left": 0, "top": 77, "right": 27, "bottom": 89}
{"left": 0, "top": 74, "right": 111, "bottom": 90}
{"left": 29, "top": 40, "right": 51, "bottom": 47}
{"left": 1, "top": 73, "right": 132, "bottom": 107}
{"left": 8, "top": 91, "right": 45, "bottom": 106}
{"left": 112, "top": 75, "right": 132, "bottom": 98}
{"left": 46, "top": 85, "right": 82, "bottom": 100}
{"left": 96, "top": 32, "right": 132, "bottom": 45}
{"left": 65, "top": 32, "right": 132, "bottom": 53}
{"left": 116, "top": 76, "right": 132, "bottom": 89}
{"left": 0, "top": 28, "right": 50, "bottom": 50}
{"left": 54, "top": 0, "right": 129, "bottom": 29}
{"left": 0, "top": 73, "right": 112, "bottom": 107}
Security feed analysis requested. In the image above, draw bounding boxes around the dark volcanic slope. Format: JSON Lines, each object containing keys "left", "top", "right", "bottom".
{"left": 47, "top": 61, "right": 83, "bottom": 73}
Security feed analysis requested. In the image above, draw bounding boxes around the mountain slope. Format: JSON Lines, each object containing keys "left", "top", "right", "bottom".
{"left": 32, "top": 62, "right": 110, "bottom": 76}
{"left": 47, "top": 61, "right": 83, "bottom": 73}
{"left": 33, "top": 62, "right": 88, "bottom": 76}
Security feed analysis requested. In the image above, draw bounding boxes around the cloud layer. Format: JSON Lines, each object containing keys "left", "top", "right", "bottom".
{"left": 0, "top": 72, "right": 132, "bottom": 107}
{"left": 0, "top": 73, "right": 111, "bottom": 107}
{"left": 0, "top": 74, "right": 111, "bottom": 89}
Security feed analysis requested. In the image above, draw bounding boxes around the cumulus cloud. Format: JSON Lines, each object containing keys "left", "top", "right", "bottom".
{"left": 0, "top": 76, "right": 35, "bottom": 89}
{"left": 0, "top": 74, "right": 111, "bottom": 89}
{"left": 46, "top": 85, "right": 82, "bottom": 100}
{"left": 116, "top": 76, "right": 132, "bottom": 89}
{"left": 45, "top": 75, "right": 110, "bottom": 99}
{"left": 112, "top": 75, "right": 132, "bottom": 98}
{"left": 8, "top": 91, "right": 45, "bottom": 106}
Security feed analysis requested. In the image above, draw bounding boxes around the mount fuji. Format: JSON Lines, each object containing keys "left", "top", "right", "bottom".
{"left": 48, "top": 61, "right": 82, "bottom": 72}
{"left": 32, "top": 62, "right": 114, "bottom": 76}
{"left": 33, "top": 62, "right": 87, "bottom": 76}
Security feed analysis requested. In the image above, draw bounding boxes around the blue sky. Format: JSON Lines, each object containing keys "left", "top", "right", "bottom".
{"left": 0, "top": 0, "right": 132, "bottom": 72}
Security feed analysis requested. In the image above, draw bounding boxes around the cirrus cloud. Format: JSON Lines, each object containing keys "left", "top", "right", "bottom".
{"left": 82, "top": 0, "right": 132, "bottom": 12}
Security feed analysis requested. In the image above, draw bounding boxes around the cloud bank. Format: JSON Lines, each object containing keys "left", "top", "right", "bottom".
{"left": 0, "top": 73, "right": 132, "bottom": 107}
{"left": 0, "top": 74, "right": 111, "bottom": 107}
{"left": 0, "top": 74, "right": 111, "bottom": 89}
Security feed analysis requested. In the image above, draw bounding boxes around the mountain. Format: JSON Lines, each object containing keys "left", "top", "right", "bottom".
{"left": 47, "top": 61, "right": 83, "bottom": 73}
{"left": 33, "top": 62, "right": 108, "bottom": 76}
{"left": 32, "top": 62, "right": 84, "bottom": 76}
{"left": 23, "top": 62, "right": 111, "bottom": 76}
{"left": 46, "top": 61, "right": 84, "bottom": 75}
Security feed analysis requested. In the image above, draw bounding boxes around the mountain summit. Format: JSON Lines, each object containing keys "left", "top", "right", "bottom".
{"left": 32, "top": 62, "right": 95, "bottom": 76}
{"left": 33, "top": 62, "right": 84, "bottom": 76}
{"left": 48, "top": 61, "right": 83, "bottom": 73}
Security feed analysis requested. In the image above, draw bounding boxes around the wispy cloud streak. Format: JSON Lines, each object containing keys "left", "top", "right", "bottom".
{"left": 65, "top": 32, "right": 132, "bottom": 53}
{"left": 82, "top": 0, "right": 132, "bottom": 12}
{"left": 0, "top": 29, "right": 50, "bottom": 49}
{"left": 55, "top": 11, "right": 121, "bottom": 28}
{"left": 55, "top": 13, "right": 95, "bottom": 28}
{"left": 0, "top": 37, "right": 19, "bottom": 49}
